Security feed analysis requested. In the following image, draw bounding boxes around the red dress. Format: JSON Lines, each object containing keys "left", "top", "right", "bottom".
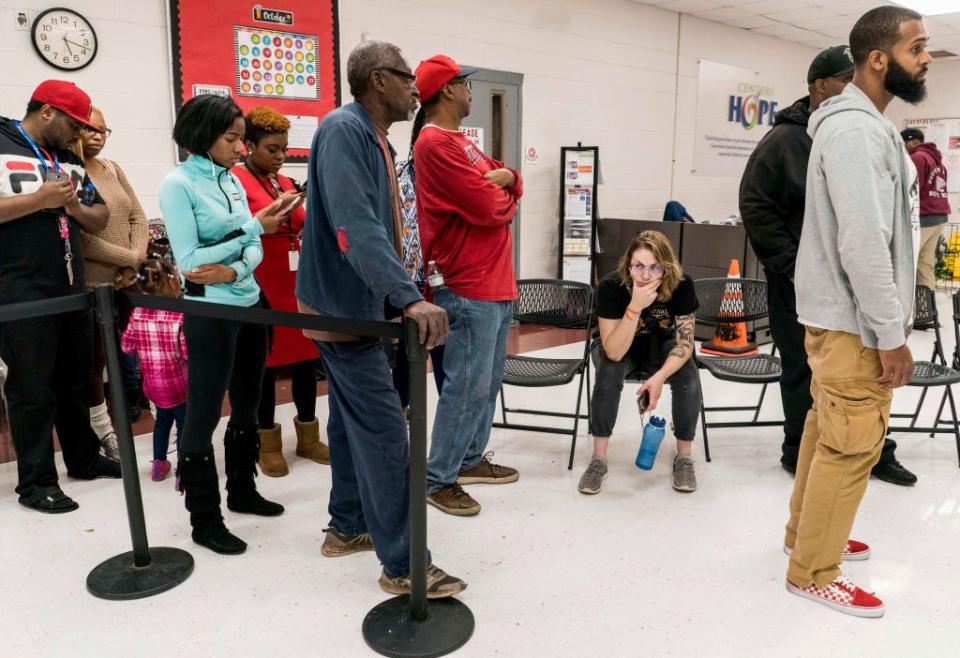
{"left": 233, "top": 164, "right": 319, "bottom": 368}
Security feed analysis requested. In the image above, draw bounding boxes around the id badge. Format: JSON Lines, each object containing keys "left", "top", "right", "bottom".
{"left": 288, "top": 250, "right": 300, "bottom": 271}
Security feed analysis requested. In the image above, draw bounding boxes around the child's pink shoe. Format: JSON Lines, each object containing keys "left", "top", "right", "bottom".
{"left": 151, "top": 459, "right": 171, "bottom": 482}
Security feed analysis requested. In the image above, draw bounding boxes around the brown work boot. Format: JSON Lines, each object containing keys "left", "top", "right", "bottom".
{"left": 321, "top": 526, "right": 374, "bottom": 557}
{"left": 257, "top": 424, "right": 289, "bottom": 477}
{"left": 457, "top": 452, "right": 519, "bottom": 485}
{"left": 378, "top": 564, "right": 467, "bottom": 599}
{"left": 294, "top": 417, "right": 330, "bottom": 464}
{"left": 427, "top": 483, "right": 481, "bottom": 516}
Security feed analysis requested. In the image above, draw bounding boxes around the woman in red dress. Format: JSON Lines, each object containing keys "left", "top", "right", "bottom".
{"left": 233, "top": 106, "right": 328, "bottom": 477}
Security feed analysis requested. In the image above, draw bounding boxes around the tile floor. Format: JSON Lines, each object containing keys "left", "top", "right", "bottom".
{"left": 1, "top": 306, "right": 959, "bottom": 657}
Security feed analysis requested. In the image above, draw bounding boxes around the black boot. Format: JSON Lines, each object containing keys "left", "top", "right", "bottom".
{"left": 224, "top": 424, "right": 285, "bottom": 517}
{"left": 178, "top": 449, "right": 247, "bottom": 555}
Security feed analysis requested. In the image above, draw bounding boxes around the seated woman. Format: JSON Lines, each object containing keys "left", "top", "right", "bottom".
{"left": 579, "top": 230, "right": 700, "bottom": 495}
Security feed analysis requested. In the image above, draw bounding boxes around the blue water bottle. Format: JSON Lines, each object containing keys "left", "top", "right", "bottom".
{"left": 635, "top": 416, "right": 667, "bottom": 470}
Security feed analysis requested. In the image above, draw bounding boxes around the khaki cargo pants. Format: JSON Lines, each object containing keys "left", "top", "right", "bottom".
{"left": 784, "top": 327, "right": 892, "bottom": 588}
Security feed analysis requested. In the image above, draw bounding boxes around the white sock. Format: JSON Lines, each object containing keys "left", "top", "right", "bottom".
{"left": 90, "top": 402, "right": 114, "bottom": 439}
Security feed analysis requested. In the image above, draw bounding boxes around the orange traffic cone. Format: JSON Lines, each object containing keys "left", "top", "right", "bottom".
{"left": 700, "top": 259, "right": 758, "bottom": 356}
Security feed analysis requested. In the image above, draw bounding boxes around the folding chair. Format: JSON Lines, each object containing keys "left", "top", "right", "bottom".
{"left": 693, "top": 277, "right": 783, "bottom": 462}
{"left": 492, "top": 279, "right": 593, "bottom": 470}
{"left": 895, "top": 286, "right": 960, "bottom": 466}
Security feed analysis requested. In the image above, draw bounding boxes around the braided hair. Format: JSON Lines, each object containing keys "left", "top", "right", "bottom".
{"left": 137, "top": 258, "right": 179, "bottom": 295}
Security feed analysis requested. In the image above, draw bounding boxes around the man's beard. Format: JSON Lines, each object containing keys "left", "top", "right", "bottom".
{"left": 885, "top": 55, "right": 926, "bottom": 104}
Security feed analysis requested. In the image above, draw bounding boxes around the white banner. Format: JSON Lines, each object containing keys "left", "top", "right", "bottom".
{"left": 694, "top": 60, "right": 782, "bottom": 177}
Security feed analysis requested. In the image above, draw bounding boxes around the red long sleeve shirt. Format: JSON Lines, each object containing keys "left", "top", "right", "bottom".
{"left": 414, "top": 126, "right": 522, "bottom": 301}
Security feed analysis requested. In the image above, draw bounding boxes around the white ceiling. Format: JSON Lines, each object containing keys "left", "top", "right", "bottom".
{"left": 633, "top": 0, "right": 960, "bottom": 58}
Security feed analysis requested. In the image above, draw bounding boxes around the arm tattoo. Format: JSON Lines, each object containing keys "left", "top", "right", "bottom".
{"left": 669, "top": 315, "right": 695, "bottom": 359}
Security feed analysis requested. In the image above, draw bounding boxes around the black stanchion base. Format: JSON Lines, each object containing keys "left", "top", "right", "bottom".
{"left": 86, "top": 547, "right": 194, "bottom": 601}
{"left": 363, "top": 596, "right": 475, "bottom": 658}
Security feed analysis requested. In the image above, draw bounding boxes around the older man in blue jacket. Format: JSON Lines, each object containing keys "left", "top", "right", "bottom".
{"left": 296, "top": 40, "right": 465, "bottom": 599}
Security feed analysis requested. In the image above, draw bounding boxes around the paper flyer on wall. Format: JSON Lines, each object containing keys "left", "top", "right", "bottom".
{"left": 564, "top": 186, "right": 592, "bottom": 220}
{"left": 564, "top": 151, "right": 595, "bottom": 186}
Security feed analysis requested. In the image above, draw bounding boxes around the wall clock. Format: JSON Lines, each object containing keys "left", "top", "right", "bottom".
{"left": 31, "top": 7, "right": 98, "bottom": 71}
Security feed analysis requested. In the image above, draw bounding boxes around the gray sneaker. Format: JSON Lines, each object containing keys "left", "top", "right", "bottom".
{"left": 321, "top": 527, "right": 374, "bottom": 557}
{"left": 578, "top": 459, "right": 608, "bottom": 495}
{"left": 99, "top": 432, "right": 120, "bottom": 462}
{"left": 379, "top": 564, "right": 467, "bottom": 599}
{"left": 673, "top": 456, "right": 697, "bottom": 492}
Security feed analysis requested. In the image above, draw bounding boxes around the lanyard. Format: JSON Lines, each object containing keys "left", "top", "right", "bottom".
{"left": 15, "top": 121, "right": 75, "bottom": 286}
{"left": 15, "top": 121, "right": 59, "bottom": 173}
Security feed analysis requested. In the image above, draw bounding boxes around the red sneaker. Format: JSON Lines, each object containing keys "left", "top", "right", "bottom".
{"left": 786, "top": 575, "right": 884, "bottom": 618}
{"left": 783, "top": 539, "right": 871, "bottom": 561}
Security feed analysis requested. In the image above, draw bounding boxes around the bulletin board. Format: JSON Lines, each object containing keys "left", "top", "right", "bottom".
{"left": 903, "top": 117, "right": 960, "bottom": 194}
{"left": 557, "top": 145, "right": 600, "bottom": 285}
{"left": 168, "top": 0, "right": 341, "bottom": 162}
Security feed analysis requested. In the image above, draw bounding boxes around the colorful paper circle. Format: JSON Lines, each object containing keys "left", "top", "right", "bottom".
{"left": 253, "top": 83, "right": 262, "bottom": 93}
{"left": 305, "top": 41, "right": 314, "bottom": 50}
{"left": 285, "top": 62, "right": 294, "bottom": 72}
{"left": 307, "top": 64, "right": 314, "bottom": 73}
{"left": 295, "top": 51, "right": 304, "bottom": 62}
{"left": 275, "top": 84, "right": 285, "bottom": 95}
{"left": 253, "top": 71, "right": 262, "bottom": 81}
{"left": 263, "top": 47, "right": 272, "bottom": 58}
{"left": 295, "top": 39, "right": 303, "bottom": 48}
{"left": 306, "top": 53, "right": 314, "bottom": 63}
{"left": 284, "top": 37, "right": 293, "bottom": 47}
{"left": 295, "top": 63, "right": 304, "bottom": 73}
{"left": 240, "top": 57, "right": 249, "bottom": 67}
{"left": 240, "top": 69, "right": 250, "bottom": 80}
{"left": 251, "top": 34, "right": 260, "bottom": 44}
{"left": 264, "top": 60, "right": 273, "bottom": 70}
{"left": 265, "top": 83, "right": 273, "bottom": 94}
{"left": 285, "top": 74, "right": 294, "bottom": 83}
{"left": 239, "top": 45, "right": 249, "bottom": 55}
{"left": 296, "top": 75, "right": 304, "bottom": 84}
{"left": 285, "top": 51, "right": 293, "bottom": 60}
{"left": 307, "top": 76, "right": 315, "bottom": 85}
{"left": 273, "top": 37, "right": 282, "bottom": 46}
{"left": 241, "top": 82, "right": 251, "bottom": 92}
{"left": 251, "top": 59, "right": 260, "bottom": 69}
{"left": 252, "top": 47, "right": 260, "bottom": 56}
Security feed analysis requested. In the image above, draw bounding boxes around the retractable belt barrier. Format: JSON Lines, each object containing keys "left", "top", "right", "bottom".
{"left": 0, "top": 284, "right": 473, "bottom": 658}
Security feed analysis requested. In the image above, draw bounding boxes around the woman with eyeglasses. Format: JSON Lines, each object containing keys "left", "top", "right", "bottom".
{"left": 74, "top": 107, "right": 150, "bottom": 461}
{"left": 160, "top": 94, "right": 292, "bottom": 556}
{"left": 579, "top": 230, "right": 701, "bottom": 496}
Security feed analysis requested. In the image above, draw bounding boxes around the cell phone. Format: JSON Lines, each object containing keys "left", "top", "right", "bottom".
{"left": 43, "top": 170, "right": 69, "bottom": 183}
{"left": 637, "top": 389, "right": 650, "bottom": 413}
{"left": 276, "top": 194, "right": 304, "bottom": 216}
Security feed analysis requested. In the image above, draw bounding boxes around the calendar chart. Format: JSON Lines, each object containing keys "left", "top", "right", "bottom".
{"left": 235, "top": 26, "right": 319, "bottom": 100}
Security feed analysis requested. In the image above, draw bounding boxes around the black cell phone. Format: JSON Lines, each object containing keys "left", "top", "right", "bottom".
{"left": 637, "top": 390, "right": 650, "bottom": 413}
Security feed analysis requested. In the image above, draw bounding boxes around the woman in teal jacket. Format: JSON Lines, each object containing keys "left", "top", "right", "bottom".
{"left": 160, "top": 94, "right": 293, "bottom": 555}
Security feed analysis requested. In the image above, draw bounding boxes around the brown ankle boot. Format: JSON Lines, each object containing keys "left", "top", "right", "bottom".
{"left": 258, "top": 424, "right": 289, "bottom": 477}
{"left": 294, "top": 417, "right": 330, "bottom": 464}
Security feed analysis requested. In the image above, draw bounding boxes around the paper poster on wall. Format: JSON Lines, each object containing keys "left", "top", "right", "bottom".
{"left": 562, "top": 256, "right": 591, "bottom": 285}
{"left": 693, "top": 60, "right": 783, "bottom": 177}
{"left": 286, "top": 115, "right": 319, "bottom": 149}
{"left": 564, "top": 186, "right": 592, "bottom": 220}
{"left": 235, "top": 26, "right": 319, "bottom": 99}
{"left": 170, "top": 0, "right": 339, "bottom": 162}
{"left": 459, "top": 127, "right": 484, "bottom": 151}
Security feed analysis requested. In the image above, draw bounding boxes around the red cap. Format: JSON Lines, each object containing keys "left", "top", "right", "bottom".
{"left": 30, "top": 80, "right": 101, "bottom": 132}
{"left": 414, "top": 55, "right": 478, "bottom": 103}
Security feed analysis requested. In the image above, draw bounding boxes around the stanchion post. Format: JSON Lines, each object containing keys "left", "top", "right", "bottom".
{"left": 86, "top": 285, "right": 194, "bottom": 601}
{"left": 361, "top": 317, "right": 474, "bottom": 658}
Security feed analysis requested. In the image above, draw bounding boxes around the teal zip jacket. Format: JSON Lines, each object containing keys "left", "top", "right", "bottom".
{"left": 160, "top": 154, "right": 265, "bottom": 307}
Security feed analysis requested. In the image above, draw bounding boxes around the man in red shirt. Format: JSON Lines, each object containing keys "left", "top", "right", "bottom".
{"left": 413, "top": 55, "right": 523, "bottom": 516}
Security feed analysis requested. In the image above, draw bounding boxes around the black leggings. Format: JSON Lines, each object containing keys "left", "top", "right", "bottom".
{"left": 258, "top": 361, "right": 319, "bottom": 427}
{"left": 180, "top": 311, "right": 267, "bottom": 454}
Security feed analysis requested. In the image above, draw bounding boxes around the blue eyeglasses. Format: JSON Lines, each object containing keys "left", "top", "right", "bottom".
{"left": 630, "top": 262, "right": 664, "bottom": 276}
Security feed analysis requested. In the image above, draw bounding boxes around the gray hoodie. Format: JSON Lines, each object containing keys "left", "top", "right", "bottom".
{"left": 795, "top": 83, "right": 920, "bottom": 351}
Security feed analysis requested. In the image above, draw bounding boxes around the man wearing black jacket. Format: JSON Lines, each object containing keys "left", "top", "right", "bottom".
{"left": 739, "top": 45, "right": 917, "bottom": 485}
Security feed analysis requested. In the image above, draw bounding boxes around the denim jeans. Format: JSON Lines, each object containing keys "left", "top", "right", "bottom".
{"left": 154, "top": 402, "right": 186, "bottom": 461}
{"left": 427, "top": 287, "right": 514, "bottom": 493}
{"left": 316, "top": 339, "right": 424, "bottom": 577}
{"left": 589, "top": 338, "right": 700, "bottom": 439}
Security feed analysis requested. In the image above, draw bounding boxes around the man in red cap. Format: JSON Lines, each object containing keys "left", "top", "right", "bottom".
{"left": 412, "top": 54, "right": 523, "bottom": 516}
{"left": 0, "top": 80, "right": 119, "bottom": 513}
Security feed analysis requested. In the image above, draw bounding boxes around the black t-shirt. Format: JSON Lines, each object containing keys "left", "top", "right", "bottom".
{"left": 595, "top": 271, "right": 699, "bottom": 366}
{"left": 0, "top": 117, "right": 103, "bottom": 304}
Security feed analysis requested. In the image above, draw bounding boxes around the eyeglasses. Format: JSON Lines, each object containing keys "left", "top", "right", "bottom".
{"left": 378, "top": 67, "right": 417, "bottom": 84}
{"left": 81, "top": 125, "right": 112, "bottom": 137}
{"left": 449, "top": 77, "right": 472, "bottom": 90}
{"left": 630, "top": 263, "right": 664, "bottom": 276}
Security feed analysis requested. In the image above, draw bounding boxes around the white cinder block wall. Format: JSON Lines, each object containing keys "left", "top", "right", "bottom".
{"left": 1, "top": 0, "right": 831, "bottom": 278}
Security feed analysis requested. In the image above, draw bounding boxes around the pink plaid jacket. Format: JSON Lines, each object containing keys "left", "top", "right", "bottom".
{"left": 121, "top": 308, "right": 188, "bottom": 409}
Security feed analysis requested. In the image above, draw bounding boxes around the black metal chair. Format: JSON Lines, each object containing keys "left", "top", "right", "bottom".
{"left": 896, "top": 286, "right": 960, "bottom": 465}
{"left": 693, "top": 278, "right": 783, "bottom": 462}
{"left": 492, "top": 279, "right": 593, "bottom": 470}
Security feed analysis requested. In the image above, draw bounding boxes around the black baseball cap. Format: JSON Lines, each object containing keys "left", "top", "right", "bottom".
{"left": 901, "top": 128, "right": 925, "bottom": 143}
{"left": 807, "top": 45, "right": 855, "bottom": 84}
